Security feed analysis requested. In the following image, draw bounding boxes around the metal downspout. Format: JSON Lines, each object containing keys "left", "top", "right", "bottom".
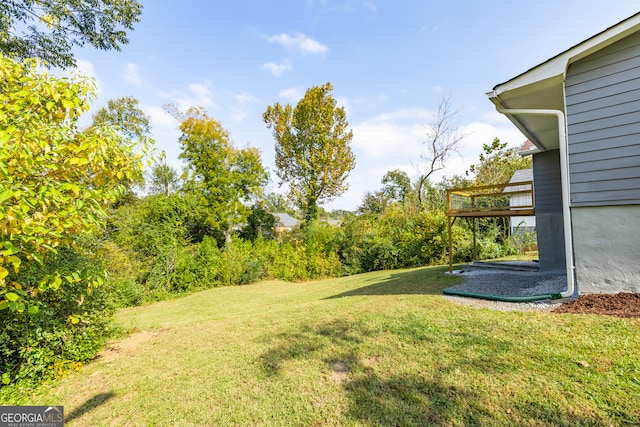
{"left": 494, "top": 107, "right": 576, "bottom": 299}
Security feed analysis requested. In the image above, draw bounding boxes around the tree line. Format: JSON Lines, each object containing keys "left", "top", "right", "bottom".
{"left": 0, "top": 0, "right": 532, "bottom": 394}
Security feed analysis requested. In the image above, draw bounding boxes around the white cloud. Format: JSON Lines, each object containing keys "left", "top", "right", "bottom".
{"left": 265, "top": 32, "right": 329, "bottom": 56}
{"left": 261, "top": 61, "right": 292, "bottom": 77}
{"left": 279, "top": 87, "right": 304, "bottom": 102}
{"left": 172, "top": 80, "right": 216, "bottom": 110}
{"left": 188, "top": 82, "right": 213, "bottom": 103}
{"left": 351, "top": 109, "right": 428, "bottom": 159}
{"left": 123, "top": 62, "right": 142, "bottom": 86}
{"left": 419, "top": 19, "right": 449, "bottom": 34}
{"left": 145, "top": 105, "right": 178, "bottom": 129}
{"left": 361, "top": 1, "right": 377, "bottom": 13}
{"left": 229, "top": 91, "right": 260, "bottom": 122}
{"left": 432, "top": 120, "right": 528, "bottom": 180}
{"left": 234, "top": 91, "right": 260, "bottom": 106}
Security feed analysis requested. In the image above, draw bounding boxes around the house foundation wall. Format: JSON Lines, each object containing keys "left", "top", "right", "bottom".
{"left": 572, "top": 205, "right": 640, "bottom": 294}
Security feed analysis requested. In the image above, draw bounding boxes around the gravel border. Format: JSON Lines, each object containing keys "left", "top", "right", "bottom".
{"left": 442, "top": 294, "right": 564, "bottom": 312}
{"left": 442, "top": 265, "right": 568, "bottom": 312}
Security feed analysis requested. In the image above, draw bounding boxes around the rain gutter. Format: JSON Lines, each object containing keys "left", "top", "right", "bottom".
{"left": 487, "top": 102, "right": 576, "bottom": 299}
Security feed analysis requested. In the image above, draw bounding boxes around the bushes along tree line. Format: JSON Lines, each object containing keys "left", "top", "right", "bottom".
{"left": 0, "top": 3, "right": 532, "bottom": 391}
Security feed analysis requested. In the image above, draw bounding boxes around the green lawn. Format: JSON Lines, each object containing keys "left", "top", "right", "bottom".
{"left": 13, "top": 266, "right": 640, "bottom": 426}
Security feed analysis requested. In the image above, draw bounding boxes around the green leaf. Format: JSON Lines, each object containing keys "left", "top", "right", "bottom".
{"left": 1, "top": 245, "right": 18, "bottom": 256}
{"left": 0, "top": 301, "right": 9, "bottom": 310}
{"left": 0, "top": 190, "right": 12, "bottom": 203}
{"left": 28, "top": 305, "right": 39, "bottom": 315}
{"left": 5, "top": 292, "right": 19, "bottom": 302}
{"left": 8, "top": 255, "right": 20, "bottom": 273}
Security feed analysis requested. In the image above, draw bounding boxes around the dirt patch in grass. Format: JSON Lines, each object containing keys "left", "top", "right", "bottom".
{"left": 95, "top": 329, "right": 167, "bottom": 363}
{"left": 553, "top": 293, "right": 640, "bottom": 318}
{"left": 328, "top": 360, "right": 351, "bottom": 383}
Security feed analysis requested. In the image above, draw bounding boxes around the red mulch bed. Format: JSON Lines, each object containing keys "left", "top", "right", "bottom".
{"left": 553, "top": 293, "right": 640, "bottom": 318}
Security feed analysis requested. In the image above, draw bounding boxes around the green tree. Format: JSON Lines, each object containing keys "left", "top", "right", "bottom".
{"left": 177, "top": 107, "right": 268, "bottom": 242}
{"left": 148, "top": 162, "right": 181, "bottom": 196}
{"left": 0, "top": 0, "right": 143, "bottom": 68}
{"left": 263, "top": 192, "right": 295, "bottom": 215}
{"left": 358, "top": 169, "right": 413, "bottom": 215}
{"left": 381, "top": 169, "right": 412, "bottom": 203}
{"left": 240, "top": 204, "right": 276, "bottom": 241}
{"left": 0, "top": 54, "right": 152, "bottom": 312}
{"left": 357, "top": 191, "right": 390, "bottom": 215}
{"left": 468, "top": 138, "right": 532, "bottom": 186}
{"left": 90, "top": 96, "right": 153, "bottom": 193}
{"left": 263, "top": 82, "right": 355, "bottom": 224}
{"left": 91, "top": 97, "right": 151, "bottom": 145}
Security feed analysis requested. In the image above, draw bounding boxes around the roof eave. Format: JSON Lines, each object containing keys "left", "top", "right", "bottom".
{"left": 487, "top": 13, "right": 640, "bottom": 151}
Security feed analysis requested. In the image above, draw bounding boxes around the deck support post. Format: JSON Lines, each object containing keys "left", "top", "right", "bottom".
{"left": 448, "top": 216, "right": 453, "bottom": 273}
{"left": 472, "top": 217, "right": 477, "bottom": 261}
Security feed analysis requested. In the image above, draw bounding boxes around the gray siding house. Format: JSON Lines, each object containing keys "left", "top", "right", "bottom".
{"left": 487, "top": 13, "right": 640, "bottom": 295}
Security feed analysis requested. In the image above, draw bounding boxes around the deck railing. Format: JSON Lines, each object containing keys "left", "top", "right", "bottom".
{"left": 446, "top": 181, "right": 535, "bottom": 217}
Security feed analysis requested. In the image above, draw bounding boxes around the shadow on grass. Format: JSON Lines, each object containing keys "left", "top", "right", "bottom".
{"left": 259, "top": 319, "right": 369, "bottom": 376}
{"left": 325, "top": 266, "right": 462, "bottom": 299}
{"left": 65, "top": 392, "right": 115, "bottom": 424}
{"left": 257, "top": 316, "right": 616, "bottom": 425}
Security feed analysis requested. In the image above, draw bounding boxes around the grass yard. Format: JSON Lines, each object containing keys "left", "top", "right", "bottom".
{"left": 10, "top": 266, "right": 640, "bottom": 426}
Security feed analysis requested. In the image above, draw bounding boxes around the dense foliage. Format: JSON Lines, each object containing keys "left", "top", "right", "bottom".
{"left": 0, "top": 0, "right": 143, "bottom": 68}
{"left": 0, "top": 54, "right": 151, "bottom": 389}
{"left": 0, "top": 63, "right": 532, "bottom": 395}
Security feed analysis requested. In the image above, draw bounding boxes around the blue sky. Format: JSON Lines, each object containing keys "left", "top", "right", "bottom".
{"left": 72, "top": 1, "right": 639, "bottom": 211}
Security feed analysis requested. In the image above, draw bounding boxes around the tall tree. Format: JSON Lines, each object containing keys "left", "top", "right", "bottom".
{"left": 263, "top": 82, "right": 355, "bottom": 224}
{"left": 176, "top": 107, "right": 268, "bottom": 242}
{"left": 0, "top": 54, "right": 151, "bottom": 312}
{"left": 0, "top": 0, "right": 142, "bottom": 68}
{"left": 416, "top": 94, "right": 466, "bottom": 206}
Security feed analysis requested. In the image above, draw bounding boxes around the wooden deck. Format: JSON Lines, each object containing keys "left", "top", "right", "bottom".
{"left": 446, "top": 181, "right": 536, "bottom": 271}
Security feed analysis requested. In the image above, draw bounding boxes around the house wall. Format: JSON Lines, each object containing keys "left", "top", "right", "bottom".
{"left": 532, "top": 150, "right": 565, "bottom": 271}
{"left": 564, "top": 31, "right": 640, "bottom": 293}
{"left": 572, "top": 206, "right": 640, "bottom": 293}
{"left": 565, "top": 31, "right": 640, "bottom": 206}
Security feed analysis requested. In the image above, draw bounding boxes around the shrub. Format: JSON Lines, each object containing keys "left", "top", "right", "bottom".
{"left": 0, "top": 248, "right": 114, "bottom": 388}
